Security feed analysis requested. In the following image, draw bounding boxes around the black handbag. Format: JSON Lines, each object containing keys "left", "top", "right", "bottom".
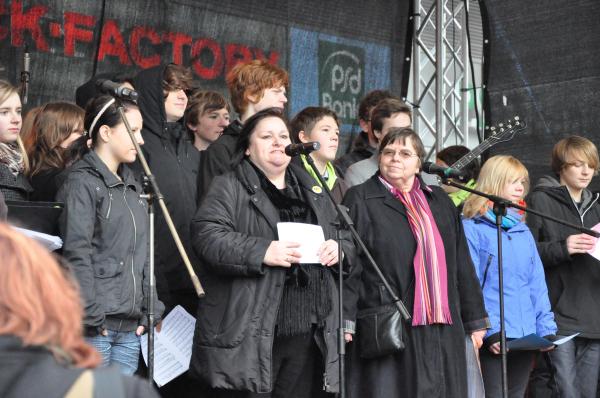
{"left": 356, "top": 280, "right": 413, "bottom": 359}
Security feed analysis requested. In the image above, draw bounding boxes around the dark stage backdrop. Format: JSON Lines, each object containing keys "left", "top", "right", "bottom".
{"left": 0, "top": 0, "right": 412, "bottom": 152}
{"left": 481, "top": 0, "right": 600, "bottom": 189}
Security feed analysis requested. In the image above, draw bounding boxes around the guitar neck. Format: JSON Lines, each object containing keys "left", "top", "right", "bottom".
{"left": 451, "top": 140, "right": 494, "bottom": 171}
{"left": 448, "top": 117, "right": 524, "bottom": 171}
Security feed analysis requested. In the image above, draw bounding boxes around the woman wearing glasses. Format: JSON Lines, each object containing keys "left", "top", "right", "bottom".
{"left": 342, "top": 127, "right": 489, "bottom": 397}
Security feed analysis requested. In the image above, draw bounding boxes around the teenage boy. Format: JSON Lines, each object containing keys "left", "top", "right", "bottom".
{"left": 197, "top": 59, "right": 288, "bottom": 202}
{"left": 291, "top": 106, "right": 347, "bottom": 203}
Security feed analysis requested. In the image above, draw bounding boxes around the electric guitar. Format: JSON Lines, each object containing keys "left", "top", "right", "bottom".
{"left": 451, "top": 116, "right": 527, "bottom": 170}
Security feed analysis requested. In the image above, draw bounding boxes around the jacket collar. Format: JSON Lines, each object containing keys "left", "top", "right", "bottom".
{"left": 235, "top": 159, "right": 326, "bottom": 231}
{"left": 364, "top": 173, "right": 433, "bottom": 216}
{"left": 223, "top": 120, "right": 243, "bottom": 137}
{"left": 533, "top": 174, "right": 598, "bottom": 215}
{"left": 76, "top": 151, "right": 138, "bottom": 190}
{"left": 472, "top": 215, "right": 529, "bottom": 233}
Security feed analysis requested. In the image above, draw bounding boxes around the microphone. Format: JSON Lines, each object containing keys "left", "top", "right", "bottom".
{"left": 96, "top": 79, "right": 139, "bottom": 101}
{"left": 422, "top": 162, "right": 467, "bottom": 180}
{"left": 20, "top": 46, "right": 30, "bottom": 105}
{"left": 285, "top": 142, "right": 321, "bottom": 157}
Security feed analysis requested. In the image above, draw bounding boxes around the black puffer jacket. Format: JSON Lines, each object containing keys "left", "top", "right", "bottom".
{"left": 57, "top": 151, "right": 163, "bottom": 332}
{"left": 527, "top": 175, "right": 600, "bottom": 338}
{"left": 190, "top": 160, "right": 357, "bottom": 394}
{"left": 133, "top": 65, "right": 201, "bottom": 311}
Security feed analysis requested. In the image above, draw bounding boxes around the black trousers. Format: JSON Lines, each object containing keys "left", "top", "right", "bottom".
{"left": 480, "top": 348, "right": 535, "bottom": 398}
{"left": 204, "top": 328, "right": 332, "bottom": 398}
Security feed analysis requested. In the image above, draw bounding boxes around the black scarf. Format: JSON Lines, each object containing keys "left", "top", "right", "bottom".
{"left": 248, "top": 160, "right": 333, "bottom": 337}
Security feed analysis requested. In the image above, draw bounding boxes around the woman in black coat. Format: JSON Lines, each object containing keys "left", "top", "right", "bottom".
{"left": 190, "top": 108, "right": 356, "bottom": 397}
{"left": 342, "top": 128, "right": 489, "bottom": 397}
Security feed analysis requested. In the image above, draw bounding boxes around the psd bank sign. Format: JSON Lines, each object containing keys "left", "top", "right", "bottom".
{"left": 318, "top": 40, "right": 365, "bottom": 124}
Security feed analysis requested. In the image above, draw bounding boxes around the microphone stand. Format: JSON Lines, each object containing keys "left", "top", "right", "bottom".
{"left": 140, "top": 177, "right": 156, "bottom": 385}
{"left": 303, "top": 154, "right": 411, "bottom": 398}
{"left": 439, "top": 176, "right": 600, "bottom": 398}
{"left": 115, "top": 101, "right": 204, "bottom": 297}
{"left": 113, "top": 99, "right": 206, "bottom": 384}
{"left": 20, "top": 45, "right": 30, "bottom": 105}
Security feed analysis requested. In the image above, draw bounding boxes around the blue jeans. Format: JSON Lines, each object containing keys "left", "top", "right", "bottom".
{"left": 86, "top": 330, "right": 141, "bottom": 376}
{"left": 548, "top": 336, "right": 600, "bottom": 398}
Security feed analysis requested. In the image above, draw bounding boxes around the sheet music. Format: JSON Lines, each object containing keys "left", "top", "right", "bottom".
{"left": 276, "top": 222, "right": 325, "bottom": 264}
{"left": 141, "top": 305, "right": 196, "bottom": 387}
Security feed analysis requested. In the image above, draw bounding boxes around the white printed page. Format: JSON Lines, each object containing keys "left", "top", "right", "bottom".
{"left": 276, "top": 222, "right": 326, "bottom": 264}
{"left": 141, "top": 305, "right": 196, "bottom": 387}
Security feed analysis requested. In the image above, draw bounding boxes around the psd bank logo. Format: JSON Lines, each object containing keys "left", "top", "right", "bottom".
{"left": 318, "top": 40, "right": 365, "bottom": 124}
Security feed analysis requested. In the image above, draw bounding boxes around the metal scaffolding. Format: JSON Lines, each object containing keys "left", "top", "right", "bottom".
{"left": 410, "top": 0, "right": 471, "bottom": 161}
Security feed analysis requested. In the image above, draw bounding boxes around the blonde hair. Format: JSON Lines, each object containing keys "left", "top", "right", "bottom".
{"left": 0, "top": 80, "right": 29, "bottom": 172}
{"left": 463, "top": 155, "right": 529, "bottom": 218}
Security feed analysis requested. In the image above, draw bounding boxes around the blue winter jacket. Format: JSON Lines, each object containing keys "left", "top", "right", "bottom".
{"left": 462, "top": 216, "right": 557, "bottom": 340}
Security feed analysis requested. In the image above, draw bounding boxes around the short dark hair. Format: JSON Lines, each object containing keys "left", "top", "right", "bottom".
{"left": 437, "top": 145, "right": 480, "bottom": 181}
{"left": 378, "top": 127, "right": 425, "bottom": 165}
{"left": 371, "top": 98, "right": 412, "bottom": 134}
{"left": 358, "top": 90, "right": 397, "bottom": 122}
{"left": 290, "top": 107, "right": 339, "bottom": 143}
{"left": 162, "top": 64, "right": 193, "bottom": 93}
{"left": 185, "top": 90, "right": 230, "bottom": 131}
{"left": 232, "top": 107, "right": 288, "bottom": 166}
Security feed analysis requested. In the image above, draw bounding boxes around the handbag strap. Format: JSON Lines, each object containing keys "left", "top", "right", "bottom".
{"left": 398, "top": 277, "right": 415, "bottom": 318}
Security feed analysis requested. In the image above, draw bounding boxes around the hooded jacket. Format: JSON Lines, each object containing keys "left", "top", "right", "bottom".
{"left": 527, "top": 175, "right": 600, "bottom": 338}
{"left": 133, "top": 65, "right": 201, "bottom": 309}
{"left": 463, "top": 216, "right": 556, "bottom": 343}
{"left": 57, "top": 151, "right": 163, "bottom": 332}
{"left": 75, "top": 72, "right": 133, "bottom": 109}
{"left": 190, "top": 160, "right": 357, "bottom": 394}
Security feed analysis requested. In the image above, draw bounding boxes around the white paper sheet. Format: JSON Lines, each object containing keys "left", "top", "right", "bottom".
{"left": 13, "top": 226, "right": 63, "bottom": 251}
{"left": 141, "top": 305, "right": 196, "bottom": 387}
{"left": 587, "top": 223, "right": 600, "bottom": 261}
{"left": 276, "top": 222, "right": 326, "bottom": 264}
{"left": 553, "top": 333, "right": 580, "bottom": 345}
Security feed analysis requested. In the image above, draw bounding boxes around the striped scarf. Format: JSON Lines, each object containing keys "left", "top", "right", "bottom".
{"left": 379, "top": 176, "right": 453, "bottom": 326}
{"left": 0, "top": 142, "right": 24, "bottom": 177}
